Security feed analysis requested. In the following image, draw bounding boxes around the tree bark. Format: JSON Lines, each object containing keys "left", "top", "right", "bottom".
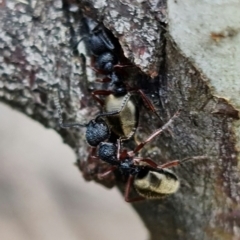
{"left": 0, "top": 1, "right": 240, "bottom": 240}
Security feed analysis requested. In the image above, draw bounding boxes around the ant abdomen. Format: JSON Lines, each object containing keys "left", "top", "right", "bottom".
{"left": 104, "top": 94, "right": 138, "bottom": 140}
{"left": 134, "top": 168, "right": 180, "bottom": 199}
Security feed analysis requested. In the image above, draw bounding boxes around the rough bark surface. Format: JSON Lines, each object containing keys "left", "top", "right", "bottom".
{"left": 0, "top": 1, "right": 239, "bottom": 240}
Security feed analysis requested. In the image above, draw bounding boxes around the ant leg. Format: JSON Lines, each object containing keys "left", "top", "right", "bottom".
{"left": 116, "top": 139, "right": 128, "bottom": 161}
{"left": 113, "top": 64, "right": 134, "bottom": 69}
{"left": 92, "top": 89, "right": 114, "bottom": 106}
{"left": 96, "top": 77, "right": 111, "bottom": 83}
{"left": 117, "top": 139, "right": 121, "bottom": 160}
{"left": 158, "top": 156, "right": 208, "bottom": 169}
{"left": 132, "top": 111, "right": 180, "bottom": 155}
{"left": 94, "top": 93, "right": 132, "bottom": 120}
{"left": 125, "top": 85, "right": 161, "bottom": 120}
{"left": 87, "top": 147, "right": 98, "bottom": 163}
{"left": 136, "top": 89, "right": 161, "bottom": 120}
{"left": 98, "top": 166, "right": 117, "bottom": 179}
{"left": 133, "top": 157, "right": 158, "bottom": 168}
{"left": 124, "top": 176, "right": 145, "bottom": 202}
{"left": 158, "top": 160, "right": 181, "bottom": 169}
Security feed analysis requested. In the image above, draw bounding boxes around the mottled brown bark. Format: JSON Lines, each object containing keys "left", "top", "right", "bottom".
{"left": 0, "top": 1, "right": 239, "bottom": 240}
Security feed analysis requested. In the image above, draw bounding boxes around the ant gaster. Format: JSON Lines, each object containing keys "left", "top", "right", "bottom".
{"left": 53, "top": 88, "right": 136, "bottom": 147}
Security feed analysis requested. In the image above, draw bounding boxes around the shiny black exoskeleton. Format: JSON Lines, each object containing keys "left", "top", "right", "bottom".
{"left": 59, "top": 116, "right": 112, "bottom": 147}
{"left": 80, "top": 17, "right": 120, "bottom": 74}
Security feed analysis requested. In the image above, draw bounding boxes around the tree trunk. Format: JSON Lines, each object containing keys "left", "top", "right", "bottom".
{"left": 0, "top": 1, "right": 239, "bottom": 240}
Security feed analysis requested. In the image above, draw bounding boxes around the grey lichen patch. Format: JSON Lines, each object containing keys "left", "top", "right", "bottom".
{"left": 0, "top": 0, "right": 88, "bottom": 150}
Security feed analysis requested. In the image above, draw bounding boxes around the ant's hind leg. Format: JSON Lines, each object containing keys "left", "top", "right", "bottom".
{"left": 158, "top": 156, "right": 208, "bottom": 169}
{"left": 98, "top": 166, "right": 117, "bottom": 179}
{"left": 137, "top": 89, "right": 162, "bottom": 120}
{"left": 124, "top": 176, "right": 145, "bottom": 202}
{"left": 132, "top": 111, "right": 180, "bottom": 155}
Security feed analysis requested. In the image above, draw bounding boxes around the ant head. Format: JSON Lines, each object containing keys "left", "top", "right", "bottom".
{"left": 98, "top": 142, "right": 119, "bottom": 165}
{"left": 134, "top": 168, "right": 180, "bottom": 199}
{"left": 85, "top": 118, "right": 110, "bottom": 147}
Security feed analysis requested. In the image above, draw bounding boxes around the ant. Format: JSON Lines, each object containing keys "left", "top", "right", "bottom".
{"left": 54, "top": 92, "right": 206, "bottom": 202}
{"left": 94, "top": 111, "right": 207, "bottom": 202}
{"left": 78, "top": 17, "right": 161, "bottom": 141}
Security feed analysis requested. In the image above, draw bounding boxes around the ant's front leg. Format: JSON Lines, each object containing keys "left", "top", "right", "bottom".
{"left": 132, "top": 111, "right": 180, "bottom": 155}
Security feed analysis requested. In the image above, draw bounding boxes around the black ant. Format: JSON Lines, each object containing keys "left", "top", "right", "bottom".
{"left": 78, "top": 17, "right": 161, "bottom": 141}
{"left": 54, "top": 93, "right": 206, "bottom": 202}
{"left": 77, "top": 17, "right": 123, "bottom": 75}
{"left": 95, "top": 111, "right": 207, "bottom": 202}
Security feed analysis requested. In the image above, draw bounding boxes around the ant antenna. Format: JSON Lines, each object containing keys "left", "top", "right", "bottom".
{"left": 74, "top": 36, "right": 87, "bottom": 51}
{"left": 53, "top": 87, "right": 87, "bottom": 129}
